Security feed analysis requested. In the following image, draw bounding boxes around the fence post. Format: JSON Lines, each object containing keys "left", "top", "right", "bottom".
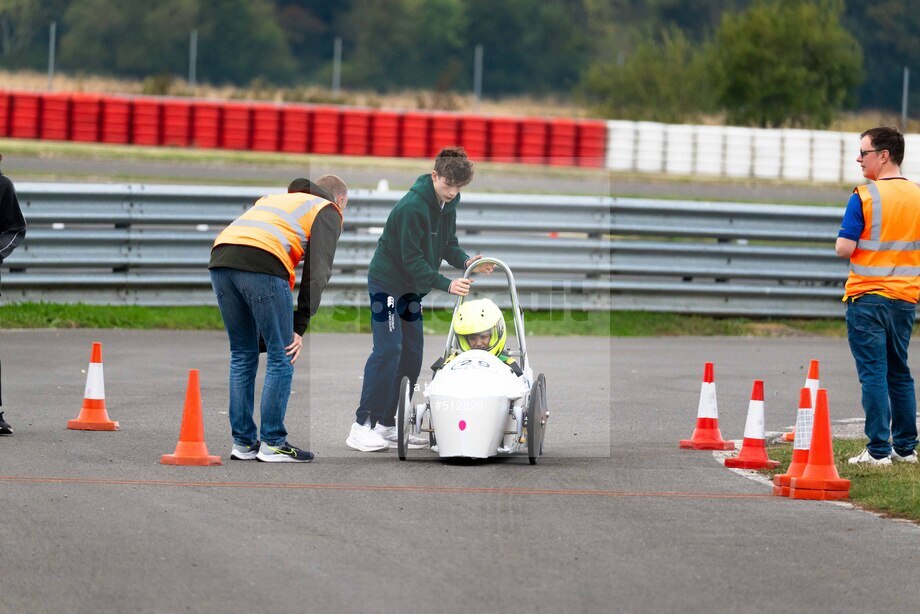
{"left": 188, "top": 30, "right": 198, "bottom": 91}
{"left": 47, "top": 21, "right": 56, "bottom": 90}
{"left": 332, "top": 37, "right": 342, "bottom": 96}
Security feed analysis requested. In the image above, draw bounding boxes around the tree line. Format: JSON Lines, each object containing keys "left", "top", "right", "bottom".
{"left": 0, "top": 0, "right": 916, "bottom": 128}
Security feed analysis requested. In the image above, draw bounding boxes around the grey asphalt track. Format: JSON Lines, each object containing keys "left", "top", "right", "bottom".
{"left": 1, "top": 148, "right": 847, "bottom": 203}
{"left": 1, "top": 330, "right": 919, "bottom": 613}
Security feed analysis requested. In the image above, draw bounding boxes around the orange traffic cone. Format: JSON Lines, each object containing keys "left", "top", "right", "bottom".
{"left": 783, "top": 360, "right": 819, "bottom": 442}
{"left": 161, "top": 369, "right": 222, "bottom": 466}
{"left": 789, "top": 389, "right": 850, "bottom": 500}
{"left": 68, "top": 342, "right": 119, "bottom": 431}
{"left": 725, "top": 380, "right": 779, "bottom": 469}
{"left": 680, "top": 363, "right": 734, "bottom": 450}
{"left": 773, "top": 387, "right": 814, "bottom": 497}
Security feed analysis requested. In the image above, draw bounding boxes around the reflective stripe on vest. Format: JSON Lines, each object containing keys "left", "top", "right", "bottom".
{"left": 845, "top": 180, "right": 920, "bottom": 302}
{"left": 213, "top": 192, "right": 342, "bottom": 289}
{"left": 850, "top": 264, "right": 920, "bottom": 276}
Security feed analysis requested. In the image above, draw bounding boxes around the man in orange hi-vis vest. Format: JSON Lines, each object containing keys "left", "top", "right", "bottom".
{"left": 209, "top": 175, "right": 348, "bottom": 463}
{"left": 836, "top": 127, "right": 920, "bottom": 467}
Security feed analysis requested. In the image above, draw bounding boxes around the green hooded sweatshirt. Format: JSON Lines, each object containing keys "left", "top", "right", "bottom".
{"left": 368, "top": 173, "right": 469, "bottom": 297}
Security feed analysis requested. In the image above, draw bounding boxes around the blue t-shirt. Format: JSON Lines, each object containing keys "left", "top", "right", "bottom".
{"left": 838, "top": 192, "right": 865, "bottom": 241}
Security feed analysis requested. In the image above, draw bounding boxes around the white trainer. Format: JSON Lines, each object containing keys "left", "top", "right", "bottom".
{"left": 230, "top": 441, "right": 260, "bottom": 460}
{"left": 890, "top": 449, "right": 919, "bottom": 464}
{"left": 374, "top": 423, "right": 429, "bottom": 449}
{"left": 346, "top": 422, "right": 389, "bottom": 452}
{"left": 848, "top": 448, "right": 893, "bottom": 466}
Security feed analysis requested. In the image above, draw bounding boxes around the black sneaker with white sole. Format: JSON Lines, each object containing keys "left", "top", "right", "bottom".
{"left": 230, "top": 441, "right": 260, "bottom": 460}
{"left": 0, "top": 412, "right": 11, "bottom": 435}
{"left": 256, "top": 442, "right": 314, "bottom": 463}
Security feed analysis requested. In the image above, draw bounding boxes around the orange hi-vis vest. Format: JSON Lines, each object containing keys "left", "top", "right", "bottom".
{"left": 213, "top": 192, "right": 343, "bottom": 289}
{"left": 845, "top": 179, "right": 920, "bottom": 303}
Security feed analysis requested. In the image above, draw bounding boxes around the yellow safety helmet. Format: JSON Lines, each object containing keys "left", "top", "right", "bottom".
{"left": 453, "top": 298, "right": 507, "bottom": 357}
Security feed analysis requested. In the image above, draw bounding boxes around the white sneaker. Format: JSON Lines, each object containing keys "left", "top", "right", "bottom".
{"left": 848, "top": 448, "right": 893, "bottom": 466}
{"left": 373, "top": 423, "right": 429, "bottom": 449}
{"left": 230, "top": 441, "right": 260, "bottom": 460}
{"left": 890, "top": 449, "right": 919, "bottom": 464}
{"left": 346, "top": 422, "right": 389, "bottom": 452}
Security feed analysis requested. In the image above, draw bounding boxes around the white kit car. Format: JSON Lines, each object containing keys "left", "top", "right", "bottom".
{"left": 396, "top": 258, "right": 548, "bottom": 464}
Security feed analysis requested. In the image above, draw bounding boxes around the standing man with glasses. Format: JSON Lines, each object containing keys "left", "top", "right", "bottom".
{"left": 836, "top": 127, "right": 920, "bottom": 466}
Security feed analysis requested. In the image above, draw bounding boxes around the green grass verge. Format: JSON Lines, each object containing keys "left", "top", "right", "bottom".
{"left": 0, "top": 303, "right": 224, "bottom": 330}
{"left": 20, "top": 302, "right": 920, "bottom": 338}
{"left": 0, "top": 303, "right": 869, "bottom": 336}
{"left": 608, "top": 312, "right": 849, "bottom": 336}
{"left": 764, "top": 439, "right": 920, "bottom": 522}
{"left": 0, "top": 303, "right": 856, "bottom": 336}
{"left": 0, "top": 302, "right": 614, "bottom": 335}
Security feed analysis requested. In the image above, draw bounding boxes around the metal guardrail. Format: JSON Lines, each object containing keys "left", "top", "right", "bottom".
{"left": 2, "top": 183, "right": 614, "bottom": 311}
{"left": 1, "top": 183, "right": 849, "bottom": 317}
{"left": 609, "top": 198, "right": 848, "bottom": 317}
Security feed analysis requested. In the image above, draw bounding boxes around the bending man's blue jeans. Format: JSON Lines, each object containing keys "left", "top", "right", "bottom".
{"left": 354, "top": 277, "right": 424, "bottom": 428}
{"left": 210, "top": 268, "right": 294, "bottom": 447}
{"left": 846, "top": 293, "right": 919, "bottom": 458}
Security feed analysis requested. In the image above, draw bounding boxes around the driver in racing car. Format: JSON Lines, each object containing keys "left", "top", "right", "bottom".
{"left": 438, "top": 298, "right": 523, "bottom": 377}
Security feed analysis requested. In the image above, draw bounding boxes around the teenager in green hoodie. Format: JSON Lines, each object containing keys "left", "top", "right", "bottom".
{"left": 347, "top": 146, "right": 492, "bottom": 452}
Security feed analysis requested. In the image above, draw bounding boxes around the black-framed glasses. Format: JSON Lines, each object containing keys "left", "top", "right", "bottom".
{"left": 859, "top": 148, "right": 883, "bottom": 157}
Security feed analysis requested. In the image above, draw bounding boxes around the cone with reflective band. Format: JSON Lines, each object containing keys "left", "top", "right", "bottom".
{"left": 161, "top": 369, "right": 222, "bottom": 466}
{"left": 783, "top": 360, "right": 819, "bottom": 442}
{"left": 725, "top": 380, "right": 779, "bottom": 469}
{"left": 773, "top": 387, "right": 814, "bottom": 497}
{"left": 789, "top": 389, "right": 849, "bottom": 501}
{"left": 679, "top": 363, "right": 734, "bottom": 450}
{"left": 68, "top": 342, "right": 119, "bottom": 431}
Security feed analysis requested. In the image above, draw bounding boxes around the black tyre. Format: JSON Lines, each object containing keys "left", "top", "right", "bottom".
{"left": 396, "top": 376, "right": 411, "bottom": 461}
{"left": 527, "top": 373, "right": 547, "bottom": 465}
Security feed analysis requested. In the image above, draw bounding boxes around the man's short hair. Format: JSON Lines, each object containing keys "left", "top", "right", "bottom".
{"left": 287, "top": 178, "right": 311, "bottom": 194}
{"left": 861, "top": 127, "right": 905, "bottom": 166}
{"left": 314, "top": 174, "right": 348, "bottom": 202}
{"left": 434, "top": 146, "right": 474, "bottom": 187}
